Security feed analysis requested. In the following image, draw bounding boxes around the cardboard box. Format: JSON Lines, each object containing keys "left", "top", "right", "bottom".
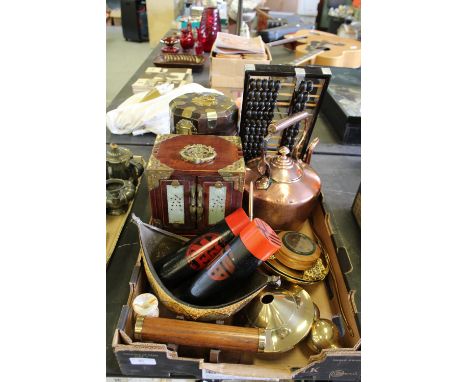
{"left": 112, "top": 195, "right": 361, "bottom": 380}
{"left": 212, "top": 86, "right": 244, "bottom": 102}
{"left": 210, "top": 45, "right": 272, "bottom": 90}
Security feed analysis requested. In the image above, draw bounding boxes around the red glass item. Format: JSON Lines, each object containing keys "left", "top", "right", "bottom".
{"left": 194, "top": 40, "right": 204, "bottom": 55}
{"left": 180, "top": 28, "right": 194, "bottom": 50}
{"left": 161, "top": 36, "right": 180, "bottom": 53}
{"left": 199, "top": 6, "right": 221, "bottom": 52}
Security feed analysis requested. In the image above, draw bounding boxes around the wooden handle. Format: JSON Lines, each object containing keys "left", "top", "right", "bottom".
{"left": 136, "top": 317, "right": 261, "bottom": 352}
{"left": 256, "top": 7, "right": 273, "bottom": 20}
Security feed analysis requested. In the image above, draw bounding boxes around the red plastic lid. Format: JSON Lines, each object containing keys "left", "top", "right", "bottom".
{"left": 239, "top": 218, "right": 282, "bottom": 261}
{"left": 224, "top": 208, "right": 250, "bottom": 236}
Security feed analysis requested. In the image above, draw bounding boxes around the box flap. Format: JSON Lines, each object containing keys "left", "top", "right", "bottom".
{"left": 112, "top": 305, "right": 131, "bottom": 349}
{"left": 119, "top": 329, "right": 133, "bottom": 345}
{"left": 292, "top": 350, "right": 361, "bottom": 380}
{"left": 129, "top": 264, "right": 140, "bottom": 289}
{"left": 201, "top": 362, "right": 291, "bottom": 379}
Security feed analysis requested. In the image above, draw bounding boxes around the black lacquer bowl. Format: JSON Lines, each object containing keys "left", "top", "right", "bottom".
{"left": 132, "top": 215, "right": 279, "bottom": 321}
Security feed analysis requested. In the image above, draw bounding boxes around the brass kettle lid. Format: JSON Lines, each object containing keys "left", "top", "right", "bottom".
{"left": 269, "top": 146, "right": 303, "bottom": 183}
{"left": 106, "top": 143, "right": 132, "bottom": 164}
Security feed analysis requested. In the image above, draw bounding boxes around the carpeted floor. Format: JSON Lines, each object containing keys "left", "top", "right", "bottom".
{"left": 106, "top": 25, "right": 153, "bottom": 106}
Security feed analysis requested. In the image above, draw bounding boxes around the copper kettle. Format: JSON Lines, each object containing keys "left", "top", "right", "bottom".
{"left": 243, "top": 111, "right": 321, "bottom": 231}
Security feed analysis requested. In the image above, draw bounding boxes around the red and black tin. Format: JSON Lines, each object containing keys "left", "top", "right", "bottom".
{"left": 184, "top": 218, "right": 282, "bottom": 304}
{"left": 156, "top": 208, "right": 250, "bottom": 288}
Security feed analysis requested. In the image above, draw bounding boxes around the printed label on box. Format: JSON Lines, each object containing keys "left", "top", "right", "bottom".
{"left": 129, "top": 357, "right": 157, "bottom": 366}
{"left": 202, "top": 370, "right": 278, "bottom": 380}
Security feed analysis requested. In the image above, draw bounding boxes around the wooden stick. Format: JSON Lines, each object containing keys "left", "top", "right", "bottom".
{"left": 280, "top": 83, "right": 323, "bottom": 89}
{"left": 276, "top": 101, "right": 317, "bottom": 107}
{"left": 278, "top": 92, "right": 321, "bottom": 98}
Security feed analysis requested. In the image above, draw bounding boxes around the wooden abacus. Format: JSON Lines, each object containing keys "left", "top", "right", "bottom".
{"left": 239, "top": 65, "right": 331, "bottom": 161}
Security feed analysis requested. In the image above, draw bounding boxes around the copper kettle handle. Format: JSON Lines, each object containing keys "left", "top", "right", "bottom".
{"left": 260, "top": 110, "right": 311, "bottom": 169}
{"left": 266, "top": 111, "right": 310, "bottom": 136}
{"left": 303, "top": 137, "right": 319, "bottom": 164}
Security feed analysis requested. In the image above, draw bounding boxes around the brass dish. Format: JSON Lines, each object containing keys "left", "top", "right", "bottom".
{"left": 263, "top": 238, "right": 329, "bottom": 285}
{"left": 132, "top": 214, "right": 280, "bottom": 321}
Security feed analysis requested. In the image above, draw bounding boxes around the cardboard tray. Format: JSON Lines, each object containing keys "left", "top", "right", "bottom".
{"left": 112, "top": 194, "right": 361, "bottom": 380}
{"left": 210, "top": 45, "right": 272, "bottom": 90}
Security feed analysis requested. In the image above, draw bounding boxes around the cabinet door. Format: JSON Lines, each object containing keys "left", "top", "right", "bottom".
{"left": 197, "top": 176, "right": 235, "bottom": 232}
{"left": 160, "top": 177, "right": 196, "bottom": 231}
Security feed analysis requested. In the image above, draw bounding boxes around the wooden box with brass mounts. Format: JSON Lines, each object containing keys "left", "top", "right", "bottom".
{"left": 169, "top": 92, "right": 238, "bottom": 136}
{"left": 146, "top": 134, "right": 245, "bottom": 235}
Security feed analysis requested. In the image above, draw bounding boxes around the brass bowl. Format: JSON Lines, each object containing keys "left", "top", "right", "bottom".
{"left": 106, "top": 179, "right": 135, "bottom": 215}
{"left": 133, "top": 215, "right": 280, "bottom": 321}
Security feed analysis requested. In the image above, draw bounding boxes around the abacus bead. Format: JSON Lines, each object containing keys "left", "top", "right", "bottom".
{"left": 274, "top": 80, "right": 281, "bottom": 91}
{"left": 256, "top": 79, "right": 262, "bottom": 90}
{"left": 306, "top": 81, "right": 313, "bottom": 92}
